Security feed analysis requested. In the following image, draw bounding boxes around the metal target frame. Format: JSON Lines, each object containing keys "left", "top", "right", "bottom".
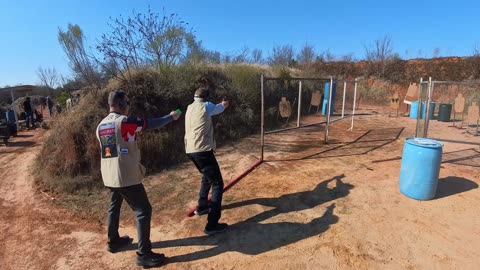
{"left": 260, "top": 74, "right": 360, "bottom": 160}
{"left": 415, "top": 77, "right": 480, "bottom": 146}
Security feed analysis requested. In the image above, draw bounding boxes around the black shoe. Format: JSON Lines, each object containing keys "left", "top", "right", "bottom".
{"left": 194, "top": 206, "right": 210, "bottom": 216}
{"left": 136, "top": 251, "right": 165, "bottom": 267}
{"left": 107, "top": 236, "right": 132, "bottom": 253}
{"left": 204, "top": 223, "right": 228, "bottom": 235}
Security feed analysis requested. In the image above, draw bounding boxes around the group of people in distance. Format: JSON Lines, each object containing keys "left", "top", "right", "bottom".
{"left": 96, "top": 88, "right": 229, "bottom": 267}
{"left": 20, "top": 94, "right": 79, "bottom": 129}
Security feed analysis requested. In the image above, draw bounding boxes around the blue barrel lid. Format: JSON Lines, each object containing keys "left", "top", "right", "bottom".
{"left": 405, "top": 137, "right": 444, "bottom": 148}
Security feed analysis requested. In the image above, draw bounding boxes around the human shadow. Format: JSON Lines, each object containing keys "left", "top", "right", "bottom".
{"left": 435, "top": 176, "right": 479, "bottom": 199}
{"left": 222, "top": 174, "right": 352, "bottom": 223}
{"left": 154, "top": 175, "right": 353, "bottom": 264}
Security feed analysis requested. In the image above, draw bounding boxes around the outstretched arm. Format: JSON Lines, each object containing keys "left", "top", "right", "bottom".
{"left": 145, "top": 115, "right": 174, "bottom": 130}
{"left": 205, "top": 100, "right": 229, "bottom": 116}
{"left": 146, "top": 110, "right": 182, "bottom": 130}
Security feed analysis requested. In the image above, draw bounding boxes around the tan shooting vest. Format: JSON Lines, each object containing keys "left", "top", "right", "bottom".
{"left": 96, "top": 112, "right": 145, "bottom": 188}
{"left": 184, "top": 99, "right": 215, "bottom": 154}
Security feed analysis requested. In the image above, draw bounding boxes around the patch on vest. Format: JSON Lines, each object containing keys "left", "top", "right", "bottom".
{"left": 120, "top": 148, "right": 129, "bottom": 154}
{"left": 99, "top": 122, "right": 118, "bottom": 158}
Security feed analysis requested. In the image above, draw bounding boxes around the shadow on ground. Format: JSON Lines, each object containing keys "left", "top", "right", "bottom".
{"left": 149, "top": 175, "right": 353, "bottom": 265}
{"left": 435, "top": 176, "right": 479, "bottom": 199}
{"left": 266, "top": 127, "right": 404, "bottom": 162}
{"left": 442, "top": 148, "right": 480, "bottom": 168}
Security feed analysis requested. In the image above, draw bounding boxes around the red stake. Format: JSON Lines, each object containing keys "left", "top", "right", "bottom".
{"left": 186, "top": 159, "right": 263, "bottom": 217}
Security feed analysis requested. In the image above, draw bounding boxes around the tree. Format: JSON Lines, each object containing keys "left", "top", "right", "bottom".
{"left": 471, "top": 43, "right": 480, "bottom": 79}
{"left": 297, "top": 43, "right": 316, "bottom": 65}
{"left": 36, "top": 66, "right": 58, "bottom": 89}
{"left": 364, "top": 35, "right": 394, "bottom": 77}
{"left": 58, "top": 24, "right": 102, "bottom": 90}
{"left": 317, "top": 49, "right": 336, "bottom": 62}
{"left": 268, "top": 44, "right": 295, "bottom": 66}
{"left": 251, "top": 49, "right": 263, "bottom": 64}
{"left": 96, "top": 8, "right": 196, "bottom": 86}
{"left": 233, "top": 46, "right": 249, "bottom": 63}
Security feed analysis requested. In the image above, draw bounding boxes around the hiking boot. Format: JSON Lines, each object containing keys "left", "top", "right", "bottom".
{"left": 136, "top": 251, "right": 165, "bottom": 267}
{"left": 194, "top": 205, "right": 210, "bottom": 216}
{"left": 107, "top": 236, "right": 133, "bottom": 253}
{"left": 204, "top": 223, "right": 228, "bottom": 235}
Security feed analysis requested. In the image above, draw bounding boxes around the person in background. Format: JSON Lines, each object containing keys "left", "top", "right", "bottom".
{"left": 22, "top": 97, "right": 35, "bottom": 129}
{"left": 55, "top": 104, "right": 62, "bottom": 115}
{"left": 184, "top": 87, "right": 230, "bottom": 235}
{"left": 34, "top": 109, "right": 43, "bottom": 123}
{"left": 96, "top": 90, "right": 181, "bottom": 267}
{"left": 46, "top": 96, "right": 54, "bottom": 117}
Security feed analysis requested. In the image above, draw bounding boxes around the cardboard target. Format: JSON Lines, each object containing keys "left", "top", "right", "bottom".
{"left": 310, "top": 91, "right": 322, "bottom": 106}
{"left": 390, "top": 92, "right": 400, "bottom": 109}
{"left": 454, "top": 93, "right": 465, "bottom": 113}
{"left": 279, "top": 97, "right": 292, "bottom": 118}
{"left": 467, "top": 102, "right": 479, "bottom": 123}
{"left": 404, "top": 83, "right": 419, "bottom": 104}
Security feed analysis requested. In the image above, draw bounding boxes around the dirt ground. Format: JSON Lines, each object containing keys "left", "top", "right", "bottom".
{"left": 0, "top": 108, "right": 479, "bottom": 270}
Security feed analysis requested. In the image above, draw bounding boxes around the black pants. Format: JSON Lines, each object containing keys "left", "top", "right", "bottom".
{"left": 187, "top": 150, "right": 224, "bottom": 226}
{"left": 107, "top": 184, "right": 152, "bottom": 255}
{"left": 25, "top": 111, "right": 34, "bottom": 128}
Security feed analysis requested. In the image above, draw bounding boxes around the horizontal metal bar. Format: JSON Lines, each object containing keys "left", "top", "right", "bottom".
{"left": 264, "top": 126, "right": 302, "bottom": 135}
{"left": 329, "top": 114, "right": 353, "bottom": 124}
{"left": 430, "top": 138, "right": 480, "bottom": 146}
{"left": 432, "top": 81, "right": 480, "bottom": 86}
{"left": 263, "top": 77, "right": 332, "bottom": 81}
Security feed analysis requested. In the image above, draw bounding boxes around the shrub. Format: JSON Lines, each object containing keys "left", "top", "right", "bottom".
{"left": 36, "top": 64, "right": 267, "bottom": 193}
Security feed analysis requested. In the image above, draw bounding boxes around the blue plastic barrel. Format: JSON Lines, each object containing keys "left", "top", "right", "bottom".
{"left": 322, "top": 82, "right": 336, "bottom": 116}
{"left": 409, "top": 101, "right": 419, "bottom": 119}
{"left": 399, "top": 138, "right": 443, "bottom": 200}
{"left": 422, "top": 102, "right": 435, "bottom": 119}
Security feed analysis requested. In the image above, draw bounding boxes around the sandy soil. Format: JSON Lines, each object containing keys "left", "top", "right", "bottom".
{"left": 0, "top": 108, "right": 479, "bottom": 270}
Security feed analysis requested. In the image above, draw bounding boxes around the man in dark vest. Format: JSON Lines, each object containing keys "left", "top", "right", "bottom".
{"left": 96, "top": 90, "right": 181, "bottom": 267}
{"left": 46, "top": 96, "right": 54, "bottom": 116}
{"left": 185, "top": 87, "right": 229, "bottom": 235}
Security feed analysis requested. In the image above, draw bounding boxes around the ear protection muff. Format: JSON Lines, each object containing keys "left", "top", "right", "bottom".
{"left": 194, "top": 88, "right": 210, "bottom": 99}
{"left": 110, "top": 90, "right": 128, "bottom": 109}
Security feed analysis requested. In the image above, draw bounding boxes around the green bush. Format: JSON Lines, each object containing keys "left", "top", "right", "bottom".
{"left": 36, "top": 64, "right": 267, "bottom": 193}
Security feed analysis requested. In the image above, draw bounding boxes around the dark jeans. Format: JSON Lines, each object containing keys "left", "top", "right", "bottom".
{"left": 107, "top": 184, "right": 152, "bottom": 255}
{"left": 187, "top": 150, "right": 224, "bottom": 226}
{"left": 25, "top": 111, "right": 34, "bottom": 128}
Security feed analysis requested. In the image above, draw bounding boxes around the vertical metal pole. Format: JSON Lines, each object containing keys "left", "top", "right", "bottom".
{"left": 297, "top": 80, "right": 302, "bottom": 127}
{"left": 342, "top": 81, "right": 346, "bottom": 117}
{"left": 10, "top": 90, "right": 19, "bottom": 131}
{"left": 325, "top": 76, "right": 333, "bottom": 144}
{"left": 349, "top": 78, "right": 358, "bottom": 131}
{"left": 415, "top": 78, "right": 423, "bottom": 137}
{"left": 423, "top": 77, "right": 433, "bottom": 138}
{"left": 260, "top": 74, "right": 265, "bottom": 161}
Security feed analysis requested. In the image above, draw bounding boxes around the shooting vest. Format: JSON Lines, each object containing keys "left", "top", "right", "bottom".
{"left": 96, "top": 112, "right": 145, "bottom": 188}
{"left": 185, "top": 99, "right": 215, "bottom": 153}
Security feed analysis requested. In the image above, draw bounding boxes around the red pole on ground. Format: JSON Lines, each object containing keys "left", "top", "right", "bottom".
{"left": 186, "top": 159, "right": 263, "bottom": 217}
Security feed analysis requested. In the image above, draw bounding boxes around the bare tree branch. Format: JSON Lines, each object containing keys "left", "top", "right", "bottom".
{"left": 36, "top": 66, "right": 58, "bottom": 89}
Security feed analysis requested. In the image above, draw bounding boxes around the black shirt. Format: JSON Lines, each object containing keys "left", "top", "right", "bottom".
{"left": 23, "top": 100, "right": 32, "bottom": 112}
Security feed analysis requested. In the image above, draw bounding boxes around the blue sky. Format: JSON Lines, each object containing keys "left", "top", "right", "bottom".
{"left": 1, "top": 0, "right": 479, "bottom": 86}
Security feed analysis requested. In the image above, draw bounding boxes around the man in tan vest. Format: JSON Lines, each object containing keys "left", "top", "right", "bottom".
{"left": 185, "top": 87, "right": 229, "bottom": 234}
{"left": 96, "top": 90, "right": 181, "bottom": 267}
